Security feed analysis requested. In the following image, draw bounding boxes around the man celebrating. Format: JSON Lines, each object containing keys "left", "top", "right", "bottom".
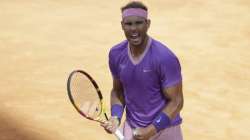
{"left": 102, "top": 1, "right": 184, "bottom": 140}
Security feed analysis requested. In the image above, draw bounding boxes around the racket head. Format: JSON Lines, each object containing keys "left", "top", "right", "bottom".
{"left": 67, "top": 70, "right": 107, "bottom": 122}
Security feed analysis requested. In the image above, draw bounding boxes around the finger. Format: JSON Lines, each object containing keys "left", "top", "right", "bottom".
{"left": 104, "top": 127, "right": 113, "bottom": 134}
{"left": 100, "top": 122, "right": 107, "bottom": 127}
{"left": 133, "top": 132, "right": 140, "bottom": 139}
{"left": 101, "top": 122, "right": 115, "bottom": 132}
{"left": 107, "top": 125, "right": 117, "bottom": 133}
{"left": 106, "top": 124, "right": 113, "bottom": 131}
{"left": 133, "top": 129, "right": 144, "bottom": 140}
{"left": 133, "top": 129, "right": 140, "bottom": 137}
{"left": 133, "top": 129, "right": 136, "bottom": 136}
{"left": 100, "top": 121, "right": 108, "bottom": 127}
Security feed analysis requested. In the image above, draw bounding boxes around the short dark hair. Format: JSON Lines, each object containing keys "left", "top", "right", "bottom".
{"left": 121, "top": 1, "right": 148, "bottom": 12}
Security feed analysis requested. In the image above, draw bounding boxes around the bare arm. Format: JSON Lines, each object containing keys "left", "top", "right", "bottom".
{"left": 111, "top": 77, "right": 125, "bottom": 107}
{"left": 162, "top": 82, "right": 184, "bottom": 119}
{"left": 101, "top": 77, "right": 125, "bottom": 133}
{"left": 134, "top": 82, "right": 184, "bottom": 140}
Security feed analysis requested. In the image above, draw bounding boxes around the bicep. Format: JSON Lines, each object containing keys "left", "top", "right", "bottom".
{"left": 162, "top": 82, "right": 183, "bottom": 102}
{"left": 162, "top": 82, "right": 183, "bottom": 119}
{"left": 112, "top": 78, "right": 123, "bottom": 93}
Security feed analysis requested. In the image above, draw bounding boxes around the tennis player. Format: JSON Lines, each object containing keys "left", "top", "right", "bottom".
{"left": 101, "top": 1, "right": 184, "bottom": 140}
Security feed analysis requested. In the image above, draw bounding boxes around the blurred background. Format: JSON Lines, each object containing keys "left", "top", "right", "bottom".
{"left": 0, "top": 0, "right": 249, "bottom": 140}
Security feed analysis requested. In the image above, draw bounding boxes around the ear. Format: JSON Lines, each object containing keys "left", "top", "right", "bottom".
{"left": 121, "top": 20, "right": 125, "bottom": 31}
{"left": 146, "top": 19, "right": 151, "bottom": 29}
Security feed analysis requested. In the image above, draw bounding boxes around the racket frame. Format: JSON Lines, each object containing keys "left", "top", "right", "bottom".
{"left": 67, "top": 70, "right": 108, "bottom": 122}
{"left": 67, "top": 69, "right": 124, "bottom": 140}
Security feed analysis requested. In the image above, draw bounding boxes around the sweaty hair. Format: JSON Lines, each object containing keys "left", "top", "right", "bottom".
{"left": 121, "top": 1, "right": 148, "bottom": 12}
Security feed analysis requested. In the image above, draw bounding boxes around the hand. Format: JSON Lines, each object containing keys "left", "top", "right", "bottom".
{"left": 133, "top": 124, "right": 157, "bottom": 140}
{"left": 100, "top": 116, "right": 120, "bottom": 134}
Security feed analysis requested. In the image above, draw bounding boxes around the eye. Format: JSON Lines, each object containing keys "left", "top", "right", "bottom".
{"left": 124, "top": 22, "right": 132, "bottom": 26}
{"left": 135, "top": 21, "right": 144, "bottom": 25}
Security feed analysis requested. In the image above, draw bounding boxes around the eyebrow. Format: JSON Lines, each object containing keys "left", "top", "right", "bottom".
{"left": 124, "top": 20, "right": 146, "bottom": 25}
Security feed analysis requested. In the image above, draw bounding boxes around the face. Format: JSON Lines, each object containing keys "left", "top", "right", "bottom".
{"left": 121, "top": 16, "right": 150, "bottom": 47}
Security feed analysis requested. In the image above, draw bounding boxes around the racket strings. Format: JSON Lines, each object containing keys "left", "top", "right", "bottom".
{"left": 70, "top": 72, "right": 102, "bottom": 120}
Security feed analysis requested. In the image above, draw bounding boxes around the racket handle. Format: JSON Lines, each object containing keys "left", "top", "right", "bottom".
{"left": 114, "top": 129, "right": 124, "bottom": 140}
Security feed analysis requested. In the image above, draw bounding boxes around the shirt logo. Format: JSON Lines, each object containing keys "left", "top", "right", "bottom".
{"left": 119, "top": 64, "right": 126, "bottom": 69}
{"left": 156, "top": 116, "right": 161, "bottom": 123}
{"left": 143, "top": 69, "right": 152, "bottom": 72}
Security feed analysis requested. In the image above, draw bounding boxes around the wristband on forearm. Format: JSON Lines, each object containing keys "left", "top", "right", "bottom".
{"left": 152, "top": 112, "right": 171, "bottom": 132}
{"left": 111, "top": 104, "right": 124, "bottom": 122}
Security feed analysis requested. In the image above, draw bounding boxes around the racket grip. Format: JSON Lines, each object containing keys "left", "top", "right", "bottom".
{"left": 114, "top": 129, "right": 124, "bottom": 140}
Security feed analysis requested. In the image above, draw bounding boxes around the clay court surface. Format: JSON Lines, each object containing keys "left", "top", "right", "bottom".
{"left": 0, "top": 0, "right": 249, "bottom": 140}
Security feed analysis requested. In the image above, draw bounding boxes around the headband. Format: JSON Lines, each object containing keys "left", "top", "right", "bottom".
{"left": 122, "top": 8, "right": 148, "bottom": 19}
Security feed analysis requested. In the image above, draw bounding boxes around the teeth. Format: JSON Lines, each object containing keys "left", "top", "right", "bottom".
{"left": 131, "top": 33, "right": 139, "bottom": 38}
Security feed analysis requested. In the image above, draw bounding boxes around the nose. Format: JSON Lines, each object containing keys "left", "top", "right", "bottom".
{"left": 130, "top": 24, "right": 137, "bottom": 31}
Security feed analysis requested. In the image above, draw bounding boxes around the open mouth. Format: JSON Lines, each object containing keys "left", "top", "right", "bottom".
{"left": 130, "top": 33, "right": 140, "bottom": 42}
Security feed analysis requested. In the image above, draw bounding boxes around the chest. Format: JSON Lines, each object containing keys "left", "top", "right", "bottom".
{"left": 118, "top": 55, "right": 159, "bottom": 87}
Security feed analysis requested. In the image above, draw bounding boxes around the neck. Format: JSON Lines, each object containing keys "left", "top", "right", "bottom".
{"left": 129, "top": 36, "right": 149, "bottom": 57}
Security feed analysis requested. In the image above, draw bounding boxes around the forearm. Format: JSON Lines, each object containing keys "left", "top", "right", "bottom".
{"left": 101, "top": 90, "right": 124, "bottom": 133}
{"left": 110, "top": 89, "right": 125, "bottom": 107}
{"left": 151, "top": 83, "right": 184, "bottom": 132}
{"left": 162, "top": 95, "right": 183, "bottom": 119}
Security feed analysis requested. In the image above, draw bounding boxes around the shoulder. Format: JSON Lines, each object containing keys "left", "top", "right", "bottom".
{"left": 151, "top": 39, "right": 179, "bottom": 63}
{"left": 109, "top": 40, "right": 128, "bottom": 57}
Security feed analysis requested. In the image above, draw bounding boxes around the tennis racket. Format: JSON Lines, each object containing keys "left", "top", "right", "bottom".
{"left": 67, "top": 69, "right": 124, "bottom": 140}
